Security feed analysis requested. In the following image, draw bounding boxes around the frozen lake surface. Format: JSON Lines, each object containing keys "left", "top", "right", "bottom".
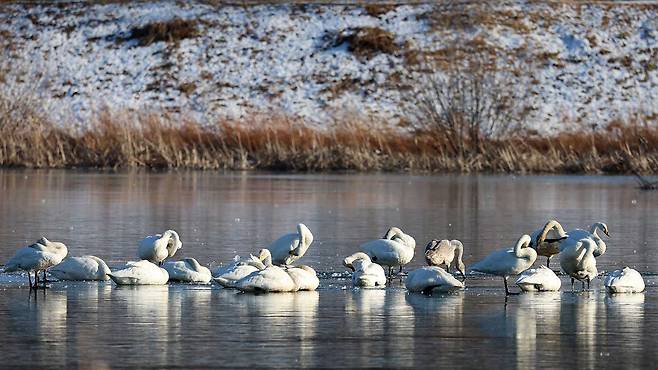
{"left": 1, "top": 170, "right": 657, "bottom": 368}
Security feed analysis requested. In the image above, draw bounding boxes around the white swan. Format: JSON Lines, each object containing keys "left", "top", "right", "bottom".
{"left": 212, "top": 255, "right": 266, "bottom": 288}
{"left": 268, "top": 223, "right": 314, "bottom": 266}
{"left": 4, "top": 237, "right": 68, "bottom": 288}
{"left": 163, "top": 258, "right": 211, "bottom": 283}
{"left": 559, "top": 237, "right": 598, "bottom": 291}
{"left": 531, "top": 220, "right": 568, "bottom": 267}
{"left": 515, "top": 265, "right": 561, "bottom": 292}
{"left": 469, "top": 235, "right": 537, "bottom": 295}
{"left": 424, "top": 239, "right": 466, "bottom": 279}
{"left": 343, "top": 252, "right": 387, "bottom": 288}
{"left": 563, "top": 222, "right": 609, "bottom": 258}
{"left": 49, "top": 255, "right": 111, "bottom": 281}
{"left": 360, "top": 226, "right": 416, "bottom": 277}
{"left": 107, "top": 260, "right": 169, "bottom": 285}
{"left": 405, "top": 266, "right": 464, "bottom": 294}
{"left": 137, "top": 230, "right": 182, "bottom": 265}
{"left": 604, "top": 267, "right": 645, "bottom": 293}
{"left": 285, "top": 265, "right": 319, "bottom": 291}
{"left": 235, "top": 249, "right": 298, "bottom": 293}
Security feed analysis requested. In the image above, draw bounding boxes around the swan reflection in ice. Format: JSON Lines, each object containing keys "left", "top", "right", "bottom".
{"left": 604, "top": 292, "right": 645, "bottom": 367}
{"left": 345, "top": 289, "right": 414, "bottom": 368}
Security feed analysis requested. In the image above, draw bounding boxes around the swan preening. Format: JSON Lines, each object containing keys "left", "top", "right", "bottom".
{"left": 234, "top": 249, "right": 319, "bottom": 293}
{"left": 108, "top": 260, "right": 170, "bottom": 285}
{"left": 268, "top": 223, "right": 314, "bottom": 266}
{"left": 163, "top": 258, "right": 212, "bottom": 283}
{"left": 405, "top": 266, "right": 464, "bottom": 294}
{"left": 469, "top": 235, "right": 537, "bottom": 295}
{"left": 559, "top": 237, "right": 598, "bottom": 291}
{"left": 604, "top": 267, "right": 645, "bottom": 293}
{"left": 515, "top": 266, "right": 561, "bottom": 292}
{"left": 531, "top": 220, "right": 568, "bottom": 267}
{"left": 424, "top": 239, "right": 466, "bottom": 280}
{"left": 343, "top": 252, "right": 387, "bottom": 288}
{"left": 4, "top": 237, "right": 68, "bottom": 288}
{"left": 138, "top": 230, "right": 182, "bottom": 266}
{"left": 49, "top": 256, "right": 111, "bottom": 281}
{"left": 360, "top": 227, "right": 416, "bottom": 277}
{"left": 212, "top": 255, "right": 266, "bottom": 288}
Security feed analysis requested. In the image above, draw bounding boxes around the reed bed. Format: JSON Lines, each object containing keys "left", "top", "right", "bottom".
{"left": 0, "top": 105, "right": 657, "bottom": 174}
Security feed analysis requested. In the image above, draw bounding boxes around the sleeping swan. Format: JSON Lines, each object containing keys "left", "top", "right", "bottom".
{"left": 108, "top": 260, "right": 169, "bottom": 285}
{"left": 49, "top": 255, "right": 112, "bottom": 281}
{"left": 163, "top": 258, "right": 211, "bottom": 283}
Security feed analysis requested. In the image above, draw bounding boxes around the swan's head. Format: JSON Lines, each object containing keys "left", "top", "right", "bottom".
{"left": 383, "top": 227, "right": 403, "bottom": 240}
{"left": 343, "top": 252, "right": 371, "bottom": 271}
{"left": 592, "top": 222, "right": 610, "bottom": 238}
{"left": 89, "top": 256, "right": 112, "bottom": 279}
{"left": 183, "top": 257, "right": 203, "bottom": 272}
{"left": 257, "top": 249, "right": 273, "bottom": 267}
{"left": 164, "top": 230, "right": 183, "bottom": 257}
{"left": 536, "top": 219, "right": 568, "bottom": 246}
{"left": 424, "top": 239, "right": 440, "bottom": 252}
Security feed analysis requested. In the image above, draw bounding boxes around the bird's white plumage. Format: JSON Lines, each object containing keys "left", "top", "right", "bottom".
{"left": 562, "top": 222, "right": 609, "bottom": 258}
{"left": 49, "top": 255, "right": 111, "bottom": 281}
{"left": 604, "top": 267, "right": 645, "bottom": 293}
{"left": 4, "top": 237, "right": 68, "bottom": 274}
{"left": 405, "top": 266, "right": 464, "bottom": 293}
{"left": 469, "top": 235, "right": 537, "bottom": 277}
{"left": 137, "top": 230, "right": 182, "bottom": 265}
{"left": 108, "top": 260, "right": 169, "bottom": 285}
{"left": 285, "top": 265, "right": 319, "bottom": 291}
{"left": 163, "top": 258, "right": 211, "bottom": 283}
{"left": 360, "top": 227, "right": 416, "bottom": 270}
{"left": 343, "top": 252, "right": 386, "bottom": 288}
{"left": 424, "top": 239, "right": 466, "bottom": 278}
{"left": 212, "top": 255, "right": 265, "bottom": 288}
{"left": 268, "top": 223, "right": 314, "bottom": 265}
{"left": 559, "top": 237, "right": 598, "bottom": 285}
{"left": 515, "top": 265, "right": 561, "bottom": 292}
{"left": 236, "top": 265, "right": 297, "bottom": 292}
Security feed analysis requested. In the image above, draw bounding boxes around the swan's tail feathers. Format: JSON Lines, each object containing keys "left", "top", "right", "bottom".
{"left": 107, "top": 273, "right": 138, "bottom": 285}
{"left": 213, "top": 277, "right": 233, "bottom": 288}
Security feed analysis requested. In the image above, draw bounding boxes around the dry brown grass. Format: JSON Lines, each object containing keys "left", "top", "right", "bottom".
{"left": 328, "top": 27, "right": 397, "bottom": 59}
{"left": 122, "top": 18, "right": 198, "bottom": 47}
{"left": 0, "top": 96, "right": 657, "bottom": 174}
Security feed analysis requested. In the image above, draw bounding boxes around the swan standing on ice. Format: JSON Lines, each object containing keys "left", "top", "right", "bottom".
{"left": 604, "top": 267, "right": 645, "bottom": 293}
{"left": 49, "top": 256, "right": 112, "bottom": 281}
{"left": 268, "top": 224, "right": 314, "bottom": 266}
{"left": 530, "top": 220, "right": 568, "bottom": 267}
{"left": 343, "top": 252, "right": 387, "bottom": 288}
{"left": 163, "top": 258, "right": 211, "bottom": 283}
{"left": 424, "top": 239, "right": 466, "bottom": 280}
{"left": 469, "top": 235, "right": 537, "bottom": 295}
{"left": 108, "top": 260, "right": 169, "bottom": 285}
{"left": 565, "top": 222, "right": 609, "bottom": 258}
{"left": 137, "top": 230, "right": 182, "bottom": 266}
{"left": 4, "top": 237, "right": 68, "bottom": 288}
{"left": 515, "top": 265, "right": 561, "bottom": 292}
{"left": 235, "top": 249, "right": 298, "bottom": 293}
{"left": 559, "top": 237, "right": 598, "bottom": 291}
{"left": 360, "top": 227, "right": 416, "bottom": 277}
{"left": 212, "top": 255, "right": 267, "bottom": 288}
{"left": 405, "top": 266, "right": 464, "bottom": 294}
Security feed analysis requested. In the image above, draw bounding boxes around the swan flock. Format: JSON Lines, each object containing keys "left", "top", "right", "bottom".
{"left": 2, "top": 219, "right": 645, "bottom": 296}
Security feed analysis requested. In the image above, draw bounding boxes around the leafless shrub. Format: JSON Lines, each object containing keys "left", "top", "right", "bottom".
{"left": 410, "top": 54, "right": 529, "bottom": 159}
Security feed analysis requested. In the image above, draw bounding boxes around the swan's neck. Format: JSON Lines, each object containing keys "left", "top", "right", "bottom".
{"left": 577, "top": 239, "right": 596, "bottom": 269}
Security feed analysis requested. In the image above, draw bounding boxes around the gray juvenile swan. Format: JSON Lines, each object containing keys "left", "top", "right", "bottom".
{"left": 424, "top": 239, "right": 466, "bottom": 280}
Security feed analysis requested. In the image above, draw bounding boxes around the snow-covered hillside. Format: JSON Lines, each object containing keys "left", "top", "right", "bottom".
{"left": 0, "top": 1, "right": 656, "bottom": 132}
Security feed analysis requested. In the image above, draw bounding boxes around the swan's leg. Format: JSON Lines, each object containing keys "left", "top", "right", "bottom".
{"left": 42, "top": 270, "right": 47, "bottom": 286}
{"left": 445, "top": 264, "right": 450, "bottom": 274}
{"left": 28, "top": 271, "right": 33, "bottom": 289}
{"left": 546, "top": 256, "right": 550, "bottom": 268}
{"left": 587, "top": 279, "right": 591, "bottom": 290}
{"left": 571, "top": 278, "right": 575, "bottom": 292}
{"left": 399, "top": 265, "right": 403, "bottom": 275}
{"left": 503, "top": 276, "right": 509, "bottom": 295}
{"left": 388, "top": 266, "right": 393, "bottom": 278}
{"left": 581, "top": 280, "right": 585, "bottom": 291}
